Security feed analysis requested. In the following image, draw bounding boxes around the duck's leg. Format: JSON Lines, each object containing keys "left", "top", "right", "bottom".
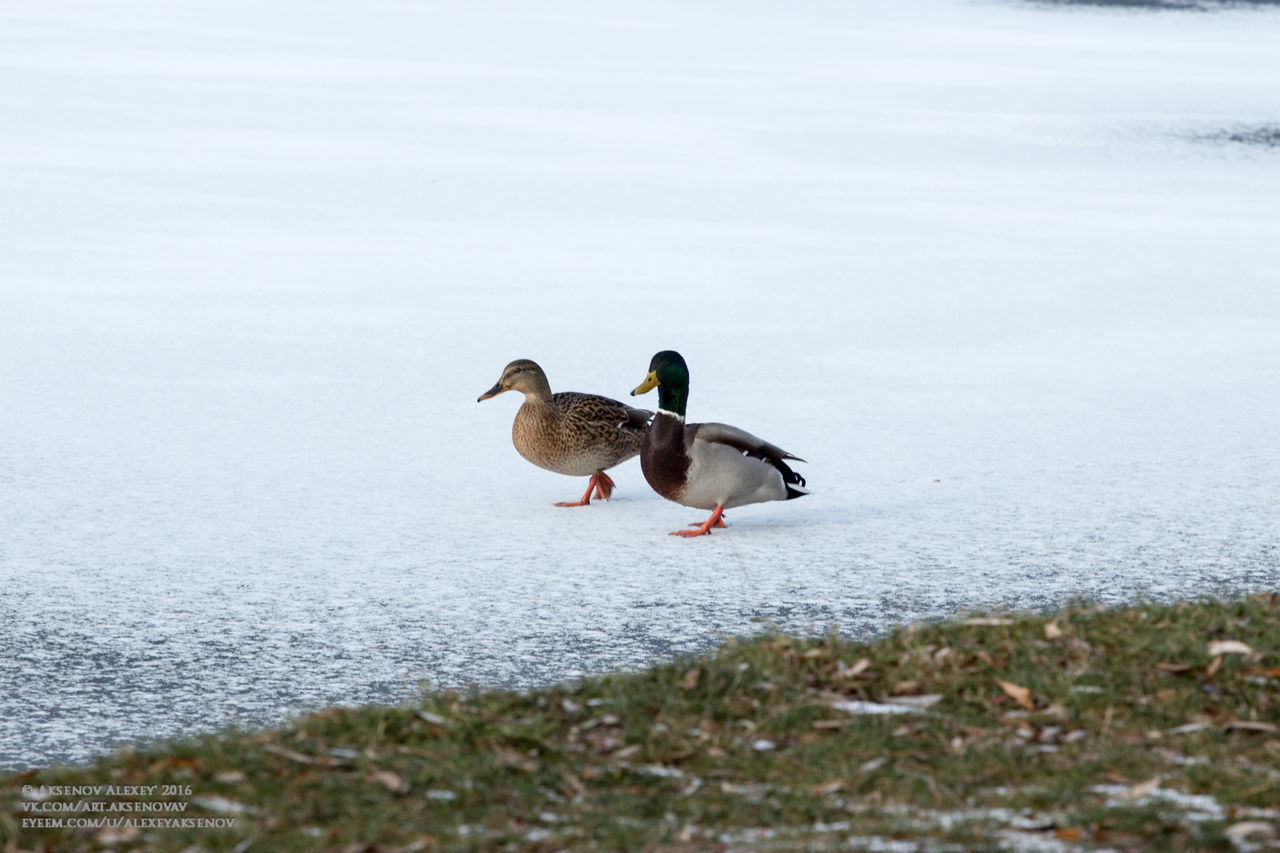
{"left": 592, "top": 471, "right": 616, "bottom": 500}
{"left": 671, "top": 505, "right": 726, "bottom": 537}
{"left": 555, "top": 473, "right": 604, "bottom": 507}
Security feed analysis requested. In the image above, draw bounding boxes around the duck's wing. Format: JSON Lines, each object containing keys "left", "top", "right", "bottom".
{"left": 691, "top": 422, "right": 805, "bottom": 463}
{"left": 554, "top": 392, "right": 651, "bottom": 434}
{"left": 691, "top": 422, "right": 808, "bottom": 497}
{"left": 622, "top": 403, "right": 654, "bottom": 432}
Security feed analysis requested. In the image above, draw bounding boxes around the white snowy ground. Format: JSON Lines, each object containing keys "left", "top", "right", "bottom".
{"left": 2, "top": 0, "right": 1278, "bottom": 770}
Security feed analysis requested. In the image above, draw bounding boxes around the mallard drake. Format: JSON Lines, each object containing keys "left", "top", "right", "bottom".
{"left": 478, "top": 359, "right": 652, "bottom": 506}
{"left": 630, "top": 350, "right": 808, "bottom": 536}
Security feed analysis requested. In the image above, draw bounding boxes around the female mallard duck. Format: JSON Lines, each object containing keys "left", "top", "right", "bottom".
{"left": 478, "top": 359, "right": 652, "bottom": 506}
{"left": 630, "top": 350, "right": 808, "bottom": 536}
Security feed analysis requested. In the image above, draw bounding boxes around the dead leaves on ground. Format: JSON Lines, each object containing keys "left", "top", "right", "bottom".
{"left": 1208, "top": 639, "right": 1254, "bottom": 657}
{"left": 368, "top": 769, "right": 410, "bottom": 795}
{"left": 994, "top": 678, "right": 1036, "bottom": 711}
{"left": 8, "top": 598, "right": 1279, "bottom": 853}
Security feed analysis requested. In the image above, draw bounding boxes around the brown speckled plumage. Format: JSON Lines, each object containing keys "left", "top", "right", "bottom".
{"left": 478, "top": 359, "right": 651, "bottom": 505}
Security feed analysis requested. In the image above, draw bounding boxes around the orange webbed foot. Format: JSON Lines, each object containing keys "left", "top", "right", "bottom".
{"left": 669, "top": 506, "right": 726, "bottom": 537}
{"left": 591, "top": 471, "right": 616, "bottom": 501}
{"left": 555, "top": 472, "right": 613, "bottom": 507}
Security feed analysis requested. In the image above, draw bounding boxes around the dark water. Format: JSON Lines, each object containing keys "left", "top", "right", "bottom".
{"left": 1032, "top": 0, "right": 1280, "bottom": 8}
{"left": 1037, "top": 0, "right": 1280, "bottom": 151}
{"left": 1211, "top": 126, "right": 1280, "bottom": 148}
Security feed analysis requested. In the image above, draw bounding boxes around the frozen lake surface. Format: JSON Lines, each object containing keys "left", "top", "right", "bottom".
{"left": 2, "top": 0, "right": 1278, "bottom": 769}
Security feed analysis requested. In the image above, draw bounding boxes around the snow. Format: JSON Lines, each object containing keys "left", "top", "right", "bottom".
{"left": 2, "top": 0, "right": 1279, "bottom": 769}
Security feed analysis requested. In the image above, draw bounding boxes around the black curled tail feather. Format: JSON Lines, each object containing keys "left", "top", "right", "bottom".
{"left": 747, "top": 451, "right": 809, "bottom": 500}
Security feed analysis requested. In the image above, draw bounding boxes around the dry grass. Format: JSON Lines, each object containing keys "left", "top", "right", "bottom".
{"left": 4, "top": 594, "right": 1278, "bottom": 851}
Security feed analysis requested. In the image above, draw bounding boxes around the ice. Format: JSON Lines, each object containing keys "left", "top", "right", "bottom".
{"left": 2, "top": 0, "right": 1278, "bottom": 768}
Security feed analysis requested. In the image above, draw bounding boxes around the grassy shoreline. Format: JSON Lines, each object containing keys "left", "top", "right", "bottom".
{"left": 4, "top": 594, "right": 1278, "bottom": 852}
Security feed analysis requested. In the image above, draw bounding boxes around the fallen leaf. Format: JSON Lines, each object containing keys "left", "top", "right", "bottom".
{"left": 1205, "top": 655, "right": 1223, "bottom": 677}
{"left": 369, "top": 769, "right": 409, "bottom": 795}
{"left": 1120, "top": 777, "right": 1161, "bottom": 801}
{"left": 810, "top": 779, "right": 845, "bottom": 796}
{"left": 995, "top": 678, "right": 1034, "bottom": 710}
{"left": 1053, "top": 827, "right": 1082, "bottom": 841}
{"left": 837, "top": 658, "right": 872, "bottom": 678}
{"left": 1155, "top": 662, "right": 1195, "bottom": 674}
{"left": 681, "top": 667, "right": 701, "bottom": 690}
{"left": 582, "top": 713, "right": 621, "bottom": 730}
{"left": 635, "top": 764, "right": 685, "bottom": 778}
{"left": 8, "top": 769, "right": 39, "bottom": 788}
{"left": 560, "top": 769, "right": 586, "bottom": 798}
{"left": 1207, "top": 640, "right": 1253, "bottom": 656}
{"left": 891, "top": 680, "right": 924, "bottom": 696}
{"left": 963, "top": 617, "right": 1014, "bottom": 626}
{"left": 1224, "top": 822, "right": 1277, "bottom": 841}
{"left": 1043, "top": 622, "right": 1063, "bottom": 640}
{"left": 802, "top": 647, "right": 826, "bottom": 660}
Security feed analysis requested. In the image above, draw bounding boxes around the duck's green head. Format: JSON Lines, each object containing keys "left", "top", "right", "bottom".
{"left": 631, "top": 350, "right": 690, "bottom": 415}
